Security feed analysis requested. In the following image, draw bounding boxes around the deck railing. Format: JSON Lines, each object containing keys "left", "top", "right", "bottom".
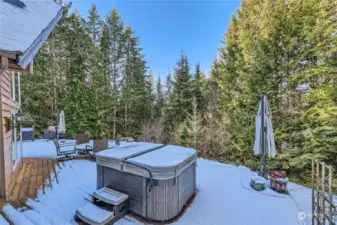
{"left": 312, "top": 159, "right": 336, "bottom": 225}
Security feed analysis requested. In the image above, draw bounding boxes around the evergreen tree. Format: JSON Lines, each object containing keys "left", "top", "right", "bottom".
{"left": 87, "top": 3, "right": 101, "bottom": 46}
{"left": 154, "top": 77, "right": 165, "bottom": 119}
{"left": 63, "top": 11, "right": 93, "bottom": 137}
{"left": 192, "top": 63, "right": 205, "bottom": 114}
{"left": 87, "top": 4, "right": 111, "bottom": 138}
{"left": 145, "top": 70, "right": 155, "bottom": 119}
{"left": 120, "top": 25, "right": 150, "bottom": 137}
{"left": 106, "top": 8, "right": 124, "bottom": 138}
{"left": 212, "top": 0, "right": 337, "bottom": 174}
{"left": 165, "top": 72, "right": 173, "bottom": 98}
{"left": 184, "top": 97, "right": 203, "bottom": 149}
{"left": 163, "top": 53, "right": 193, "bottom": 142}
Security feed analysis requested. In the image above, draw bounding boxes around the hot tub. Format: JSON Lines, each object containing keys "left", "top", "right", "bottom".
{"left": 96, "top": 142, "right": 197, "bottom": 221}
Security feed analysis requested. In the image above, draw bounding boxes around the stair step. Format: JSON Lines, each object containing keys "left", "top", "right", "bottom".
{"left": 76, "top": 202, "right": 115, "bottom": 225}
{"left": 22, "top": 210, "right": 52, "bottom": 225}
{"left": 93, "top": 187, "right": 128, "bottom": 205}
{"left": 25, "top": 198, "right": 71, "bottom": 225}
{"left": 2, "top": 204, "right": 34, "bottom": 225}
{"left": 0, "top": 212, "right": 9, "bottom": 225}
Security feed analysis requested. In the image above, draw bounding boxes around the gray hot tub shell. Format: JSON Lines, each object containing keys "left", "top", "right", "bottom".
{"left": 96, "top": 143, "right": 197, "bottom": 221}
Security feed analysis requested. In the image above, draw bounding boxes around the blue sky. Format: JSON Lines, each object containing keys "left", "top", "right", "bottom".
{"left": 72, "top": 0, "right": 241, "bottom": 80}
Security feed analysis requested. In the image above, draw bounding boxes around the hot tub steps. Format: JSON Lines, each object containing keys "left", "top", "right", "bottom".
{"left": 93, "top": 187, "right": 128, "bottom": 206}
{"left": 75, "top": 203, "right": 115, "bottom": 225}
{"left": 75, "top": 187, "right": 129, "bottom": 225}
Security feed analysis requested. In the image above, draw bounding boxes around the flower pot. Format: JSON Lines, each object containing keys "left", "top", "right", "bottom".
{"left": 250, "top": 176, "right": 266, "bottom": 191}
{"left": 269, "top": 170, "right": 288, "bottom": 193}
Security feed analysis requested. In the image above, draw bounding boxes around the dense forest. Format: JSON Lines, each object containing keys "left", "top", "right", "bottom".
{"left": 21, "top": 0, "right": 336, "bottom": 182}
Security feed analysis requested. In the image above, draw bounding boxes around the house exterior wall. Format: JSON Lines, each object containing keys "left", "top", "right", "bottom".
{"left": 1, "top": 70, "right": 21, "bottom": 199}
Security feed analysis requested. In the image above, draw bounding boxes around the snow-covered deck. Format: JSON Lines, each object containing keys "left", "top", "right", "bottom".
{"left": 3, "top": 139, "right": 326, "bottom": 225}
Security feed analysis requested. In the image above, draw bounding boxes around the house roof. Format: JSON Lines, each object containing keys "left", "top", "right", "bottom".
{"left": 0, "top": 0, "right": 63, "bottom": 69}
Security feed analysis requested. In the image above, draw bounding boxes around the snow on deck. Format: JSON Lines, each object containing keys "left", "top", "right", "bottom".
{"left": 16, "top": 139, "right": 318, "bottom": 225}
{"left": 19, "top": 139, "right": 121, "bottom": 158}
{"left": 32, "top": 158, "right": 310, "bottom": 225}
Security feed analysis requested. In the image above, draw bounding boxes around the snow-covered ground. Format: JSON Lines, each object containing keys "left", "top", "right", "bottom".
{"left": 18, "top": 139, "right": 122, "bottom": 158}
{"left": 35, "top": 159, "right": 312, "bottom": 225}
{"left": 12, "top": 140, "right": 323, "bottom": 225}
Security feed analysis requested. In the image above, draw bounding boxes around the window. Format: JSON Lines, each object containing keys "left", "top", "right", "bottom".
{"left": 11, "top": 71, "right": 21, "bottom": 104}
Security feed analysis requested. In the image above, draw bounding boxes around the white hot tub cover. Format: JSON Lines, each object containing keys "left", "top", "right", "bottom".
{"left": 96, "top": 143, "right": 197, "bottom": 179}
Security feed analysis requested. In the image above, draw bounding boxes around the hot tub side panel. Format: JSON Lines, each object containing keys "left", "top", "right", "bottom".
{"left": 97, "top": 165, "right": 147, "bottom": 216}
{"left": 146, "top": 162, "right": 196, "bottom": 221}
{"left": 178, "top": 162, "right": 196, "bottom": 212}
{"left": 146, "top": 177, "right": 179, "bottom": 221}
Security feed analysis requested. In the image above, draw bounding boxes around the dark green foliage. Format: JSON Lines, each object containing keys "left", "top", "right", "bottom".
{"left": 154, "top": 77, "right": 165, "bottom": 119}
{"left": 213, "top": 0, "right": 337, "bottom": 174}
{"left": 22, "top": 0, "right": 336, "bottom": 182}
{"left": 21, "top": 4, "right": 151, "bottom": 140}
{"left": 162, "top": 53, "right": 194, "bottom": 142}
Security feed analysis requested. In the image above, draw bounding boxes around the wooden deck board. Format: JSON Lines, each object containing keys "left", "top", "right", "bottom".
{"left": 36, "top": 160, "right": 43, "bottom": 194}
{"left": 18, "top": 163, "right": 32, "bottom": 200}
{"left": 28, "top": 161, "right": 37, "bottom": 198}
{"left": 42, "top": 159, "right": 49, "bottom": 190}
{"left": 10, "top": 163, "right": 27, "bottom": 201}
{"left": 8, "top": 158, "right": 57, "bottom": 206}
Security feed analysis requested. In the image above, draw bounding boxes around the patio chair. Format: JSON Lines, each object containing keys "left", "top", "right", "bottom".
{"left": 90, "top": 140, "right": 108, "bottom": 161}
{"left": 76, "top": 134, "right": 90, "bottom": 145}
{"left": 53, "top": 139, "right": 76, "bottom": 157}
{"left": 75, "top": 134, "right": 93, "bottom": 155}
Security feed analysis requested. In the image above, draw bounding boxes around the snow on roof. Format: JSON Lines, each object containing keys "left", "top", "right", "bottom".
{"left": 0, "top": 0, "right": 62, "bottom": 68}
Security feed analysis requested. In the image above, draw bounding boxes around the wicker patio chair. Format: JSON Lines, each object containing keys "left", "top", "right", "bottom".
{"left": 53, "top": 139, "right": 76, "bottom": 157}
{"left": 90, "top": 140, "right": 108, "bottom": 161}
{"left": 75, "top": 134, "right": 93, "bottom": 154}
{"left": 76, "top": 134, "right": 90, "bottom": 145}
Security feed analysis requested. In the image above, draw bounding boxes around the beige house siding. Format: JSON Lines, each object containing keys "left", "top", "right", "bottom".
{"left": 1, "top": 70, "right": 21, "bottom": 199}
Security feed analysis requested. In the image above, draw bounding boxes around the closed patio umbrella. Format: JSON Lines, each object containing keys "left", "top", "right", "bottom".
{"left": 57, "top": 110, "right": 66, "bottom": 137}
{"left": 253, "top": 92, "right": 276, "bottom": 177}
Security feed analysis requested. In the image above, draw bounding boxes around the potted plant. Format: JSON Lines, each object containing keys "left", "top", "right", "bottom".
{"left": 250, "top": 176, "right": 266, "bottom": 191}
{"left": 269, "top": 170, "right": 288, "bottom": 193}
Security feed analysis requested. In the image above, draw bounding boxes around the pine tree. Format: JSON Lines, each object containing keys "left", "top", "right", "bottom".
{"left": 120, "top": 24, "right": 150, "bottom": 137}
{"left": 192, "top": 63, "right": 205, "bottom": 114}
{"left": 87, "top": 3, "right": 101, "bottom": 46}
{"left": 163, "top": 53, "right": 193, "bottom": 142}
{"left": 184, "top": 97, "right": 203, "bottom": 149}
{"left": 144, "top": 70, "right": 155, "bottom": 119}
{"left": 165, "top": 72, "right": 173, "bottom": 99}
{"left": 87, "top": 4, "right": 111, "bottom": 139}
{"left": 64, "top": 10, "right": 93, "bottom": 137}
{"left": 154, "top": 77, "right": 165, "bottom": 119}
{"left": 106, "top": 8, "right": 124, "bottom": 138}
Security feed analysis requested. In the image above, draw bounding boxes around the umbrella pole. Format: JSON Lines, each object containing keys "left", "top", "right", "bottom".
{"left": 260, "top": 92, "right": 266, "bottom": 178}
{"left": 56, "top": 109, "right": 59, "bottom": 140}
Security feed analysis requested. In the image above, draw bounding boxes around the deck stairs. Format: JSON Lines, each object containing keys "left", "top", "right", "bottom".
{"left": 0, "top": 199, "right": 71, "bottom": 225}
{"left": 75, "top": 187, "right": 129, "bottom": 225}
